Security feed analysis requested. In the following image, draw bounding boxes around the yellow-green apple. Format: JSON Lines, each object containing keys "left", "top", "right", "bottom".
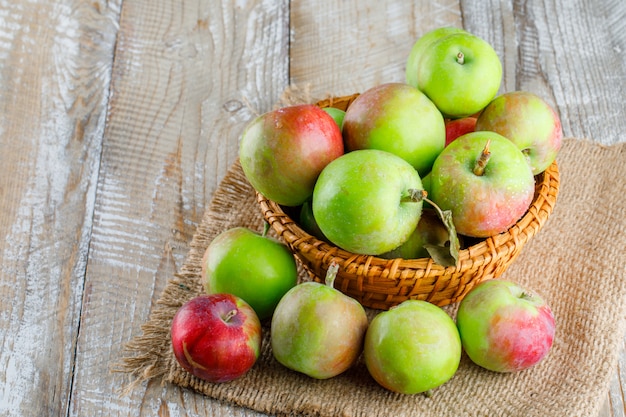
{"left": 170, "top": 294, "right": 262, "bottom": 383}
{"left": 201, "top": 227, "right": 298, "bottom": 321}
{"left": 456, "top": 279, "right": 555, "bottom": 372}
{"left": 270, "top": 264, "right": 368, "bottom": 379}
{"left": 406, "top": 26, "right": 467, "bottom": 87}
{"left": 445, "top": 116, "right": 477, "bottom": 146}
{"left": 364, "top": 300, "right": 461, "bottom": 395}
{"left": 312, "top": 149, "right": 424, "bottom": 255}
{"left": 416, "top": 31, "right": 502, "bottom": 118}
{"left": 475, "top": 91, "right": 563, "bottom": 174}
{"left": 429, "top": 131, "right": 535, "bottom": 238}
{"left": 379, "top": 209, "right": 450, "bottom": 260}
{"left": 342, "top": 83, "right": 445, "bottom": 177}
{"left": 322, "top": 107, "right": 346, "bottom": 129}
{"left": 239, "top": 104, "right": 344, "bottom": 206}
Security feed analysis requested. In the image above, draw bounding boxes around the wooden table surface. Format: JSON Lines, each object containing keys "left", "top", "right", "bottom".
{"left": 0, "top": 0, "right": 624, "bottom": 416}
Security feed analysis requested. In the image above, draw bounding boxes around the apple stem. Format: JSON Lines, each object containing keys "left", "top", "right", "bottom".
{"left": 325, "top": 261, "right": 340, "bottom": 288}
{"left": 456, "top": 51, "right": 465, "bottom": 65}
{"left": 222, "top": 309, "right": 238, "bottom": 323}
{"left": 473, "top": 139, "right": 492, "bottom": 176}
{"left": 401, "top": 188, "right": 427, "bottom": 203}
{"left": 424, "top": 389, "right": 434, "bottom": 398}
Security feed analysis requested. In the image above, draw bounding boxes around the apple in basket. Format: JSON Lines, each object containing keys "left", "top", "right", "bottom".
{"left": 239, "top": 104, "right": 344, "bottom": 207}
{"left": 445, "top": 116, "right": 477, "bottom": 146}
{"left": 476, "top": 91, "right": 563, "bottom": 175}
{"left": 170, "top": 294, "right": 262, "bottom": 383}
{"left": 429, "top": 131, "right": 535, "bottom": 238}
{"left": 364, "top": 300, "right": 462, "bottom": 395}
{"left": 312, "top": 149, "right": 424, "bottom": 255}
{"left": 270, "top": 263, "right": 369, "bottom": 379}
{"left": 410, "top": 28, "right": 503, "bottom": 118}
{"left": 456, "top": 279, "right": 556, "bottom": 372}
{"left": 342, "top": 82, "right": 445, "bottom": 177}
{"left": 202, "top": 226, "right": 298, "bottom": 321}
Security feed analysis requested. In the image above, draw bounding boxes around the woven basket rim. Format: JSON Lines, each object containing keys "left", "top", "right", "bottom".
{"left": 256, "top": 93, "right": 560, "bottom": 308}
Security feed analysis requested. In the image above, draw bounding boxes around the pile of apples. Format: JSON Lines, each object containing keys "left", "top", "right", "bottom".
{"left": 170, "top": 27, "right": 560, "bottom": 396}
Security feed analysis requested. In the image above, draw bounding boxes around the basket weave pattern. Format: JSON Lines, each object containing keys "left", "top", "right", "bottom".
{"left": 257, "top": 94, "right": 560, "bottom": 310}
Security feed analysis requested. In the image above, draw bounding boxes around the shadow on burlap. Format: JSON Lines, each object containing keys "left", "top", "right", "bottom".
{"left": 115, "top": 121, "right": 626, "bottom": 416}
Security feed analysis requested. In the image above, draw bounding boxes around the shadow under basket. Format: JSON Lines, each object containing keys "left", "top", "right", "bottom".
{"left": 257, "top": 94, "right": 560, "bottom": 310}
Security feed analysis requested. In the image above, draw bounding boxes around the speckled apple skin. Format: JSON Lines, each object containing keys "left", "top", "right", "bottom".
{"left": 430, "top": 131, "right": 535, "bottom": 238}
{"left": 270, "top": 282, "right": 368, "bottom": 379}
{"left": 456, "top": 279, "right": 555, "bottom": 372}
{"left": 364, "top": 300, "right": 461, "bottom": 394}
{"left": 239, "top": 104, "right": 344, "bottom": 207}
{"left": 476, "top": 91, "right": 563, "bottom": 175}
{"left": 170, "top": 294, "right": 262, "bottom": 383}
{"left": 342, "top": 83, "right": 445, "bottom": 177}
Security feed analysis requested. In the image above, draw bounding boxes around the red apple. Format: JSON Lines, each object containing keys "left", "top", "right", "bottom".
{"left": 445, "top": 116, "right": 477, "bottom": 146}
{"left": 456, "top": 279, "right": 555, "bottom": 372}
{"left": 170, "top": 294, "right": 262, "bottom": 383}
{"left": 239, "top": 104, "right": 344, "bottom": 206}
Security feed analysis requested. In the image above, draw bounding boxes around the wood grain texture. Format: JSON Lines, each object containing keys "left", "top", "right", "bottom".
{"left": 0, "top": 0, "right": 119, "bottom": 415}
{"left": 68, "top": 0, "right": 288, "bottom": 416}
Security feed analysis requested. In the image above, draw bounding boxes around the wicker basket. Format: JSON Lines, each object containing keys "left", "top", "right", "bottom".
{"left": 257, "top": 94, "right": 560, "bottom": 310}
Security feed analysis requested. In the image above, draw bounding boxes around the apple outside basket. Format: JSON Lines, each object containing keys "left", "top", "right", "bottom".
{"left": 256, "top": 93, "right": 560, "bottom": 310}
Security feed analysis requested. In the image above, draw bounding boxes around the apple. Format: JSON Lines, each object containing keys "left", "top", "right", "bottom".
{"left": 170, "top": 294, "right": 262, "bottom": 383}
{"left": 299, "top": 200, "right": 327, "bottom": 241}
{"left": 429, "top": 131, "right": 535, "bottom": 238}
{"left": 202, "top": 227, "right": 298, "bottom": 321}
{"left": 445, "top": 116, "right": 477, "bottom": 146}
{"left": 322, "top": 107, "right": 346, "bottom": 129}
{"left": 456, "top": 279, "right": 556, "bottom": 372}
{"left": 342, "top": 83, "right": 445, "bottom": 177}
{"left": 406, "top": 26, "right": 467, "bottom": 87}
{"left": 312, "top": 149, "right": 424, "bottom": 255}
{"left": 379, "top": 209, "right": 450, "bottom": 260}
{"left": 270, "top": 263, "right": 369, "bottom": 379}
{"left": 416, "top": 31, "right": 502, "bottom": 118}
{"left": 364, "top": 300, "right": 461, "bottom": 395}
{"left": 239, "top": 104, "right": 344, "bottom": 207}
{"left": 475, "top": 91, "right": 563, "bottom": 175}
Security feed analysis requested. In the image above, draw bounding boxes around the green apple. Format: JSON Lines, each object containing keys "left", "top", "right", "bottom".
{"left": 202, "top": 227, "right": 298, "bottom": 321}
{"left": 406, "top": 26, "right": 467, "bottom": 87}
{"left": 270, "top": 264, "right": 368, "bottom": 379}
{"left": 379, "top": 209, "right": 449, "bottom": 260}
{"left": 342, "top": 83, "right": 445, "bottom": 177}
{"left": 364, "top": 300, "right": 461, "bottom": 395}
{"left": 456, "top": 279, "right": 555, "bottom": 372}
{"left": 429, "top": 131, "right": 535, "bottom": 238}
{"left": 312, "top": 149, "right": 424, "bottom": 255}
{"left": 416, "top": 31, "right": 502, "bottom": 118}
{"left": 322, "top": 107, "right": 346, "bottom": 129}
{"left": 475, "top": 91, "right": 563, "bottom": 175}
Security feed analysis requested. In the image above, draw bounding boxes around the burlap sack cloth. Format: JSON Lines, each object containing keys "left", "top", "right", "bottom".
{"left": 116, "top": 124, "right": 625, "bottom": 416}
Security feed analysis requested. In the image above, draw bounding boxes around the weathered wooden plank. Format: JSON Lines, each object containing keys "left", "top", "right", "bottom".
{"left": 460, "top": 0, "right": 626, "bottom": 146}
{"left": 69, "top": 0, "right": 289, "bottom": 415}
{"left": 0, "top": 1, "right": 120, "bottom": 416}
{"left": 290, "top": 0, "right": 463, "bottom": 100}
